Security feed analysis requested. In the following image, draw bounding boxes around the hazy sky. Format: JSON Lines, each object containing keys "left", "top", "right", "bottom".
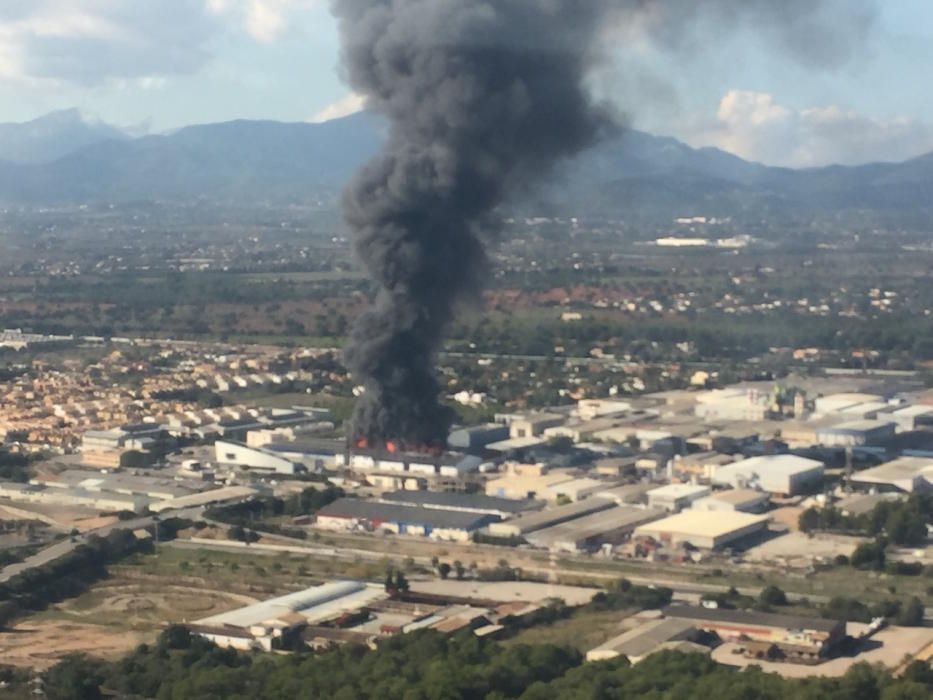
{"left": 0, "top": 0, "right": 931, "bottom": 167}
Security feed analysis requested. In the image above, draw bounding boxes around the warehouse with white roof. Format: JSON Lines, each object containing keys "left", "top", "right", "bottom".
{"left": 850, "top": 457, "right": 933, "bottom": 493}
{"left": 191, "top": 580, "right": 386, "bottom": 651}
{"left": 711, "top": 454, "right": 824, "bottom": 496}
{"left": 635, "top": 511, "right": 770, "bottom": 550}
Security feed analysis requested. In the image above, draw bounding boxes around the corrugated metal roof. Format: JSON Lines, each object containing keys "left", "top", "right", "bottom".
{"left": 317, "top": 498, "right": 500, "bottom": 530}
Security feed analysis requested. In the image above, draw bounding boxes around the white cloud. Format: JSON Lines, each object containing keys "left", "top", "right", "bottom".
{"left": 310, "top": 93, "right": 366, "bottom": 123}
{"left": 208, "top": 0, "right": 315, "bottom": 43}
{"left": 0, "top": 1, "right": 221, "bottom": 85}
{"left": 694, "top": 89, "right": 933, "bottom": 167}
{"left": 0, "top": 0, "right": 317, "bottom": 86}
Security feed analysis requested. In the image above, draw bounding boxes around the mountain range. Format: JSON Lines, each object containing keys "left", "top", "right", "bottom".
{"left": 0, "top": 109, "right": 931, "bottom": 216}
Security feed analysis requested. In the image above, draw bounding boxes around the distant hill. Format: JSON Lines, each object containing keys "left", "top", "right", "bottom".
{"left": 0, "top": 109, "right": 129, "bottom": 165}
{"left": 0, "top": 109, "right": 931, "bottom": 216}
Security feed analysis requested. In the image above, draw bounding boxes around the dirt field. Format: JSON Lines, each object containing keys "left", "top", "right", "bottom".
{"left": 0, "top": 621, "right": 146, "bottom": 670}
{"left": 0, "top": 579, "right": 257, "bottom": 670}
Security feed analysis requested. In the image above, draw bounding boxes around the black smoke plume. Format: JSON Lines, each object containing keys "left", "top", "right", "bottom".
{"left": 334, "top": 0, "right": 613, "bottom": 446}
{"left": 332, "top": 0, "right": 875, "bottom": 447}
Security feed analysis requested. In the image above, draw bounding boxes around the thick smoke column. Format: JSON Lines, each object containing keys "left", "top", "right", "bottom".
{"left": 333, "top": 0, "right": 874, "bottom": 447}
{"left": 334, "top": 0, "right": 612, "bottom": 446}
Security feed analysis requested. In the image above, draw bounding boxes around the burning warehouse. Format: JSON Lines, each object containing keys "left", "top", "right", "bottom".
{"left": 336, "top": 441, "right": 482, "bottom": 480}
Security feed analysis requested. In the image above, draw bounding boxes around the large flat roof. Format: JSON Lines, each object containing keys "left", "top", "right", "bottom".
{"left": 714, "top": 454, "right": 824, "bottom": 479}
{"left": 647, "top": 484, "right": 710, "bottom": 499}
{"left": 491, "top": 497, "right": 616, "bottom": 534}
{"left": 663, "top": 605, "right": 842, "bottom": 633}
{"left": 379, "top": 490, "right": 539, "bottom": 514}
{"left": 851, "top": 457, "right": 933, "bottom": 484}
{"left": 316, "top": 498, "right": 499, "bottom": 530}
{"left": 635, "top": 511, "right": 769, "bottom": 539}
{"left": 195, "top": 580, "right": 385, "bottom": 629}
{"left": 527, "top": 506, "right": 665, "bottom": 547}
{"left": 819, "top": 419, "right": 896, "bottom": 433}
{"left": 590, "top": 617, "right": 696, "bottom": 658}
{"left": 707, "top": 488, "right": 769, "bottom": 505}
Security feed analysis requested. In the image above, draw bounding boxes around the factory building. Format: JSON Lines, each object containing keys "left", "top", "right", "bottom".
{"left": 889, "top": 405, "right": 933, "bottom": 432}
{"left": 646, "top": 484, "right": 711, "bottom": 512}
{"left": 663, "top": 606, "right": 846, "bottom": 659}
{"left": 338, "top": 448, "right": 482, "bottom": 478}
{"left": 576, "top": 399, "right": 632, "bottom": 420}
{"left": 507, "top": 412, "right": 565, "bottom": 439}
{"left": 484, "top": 471, "right": 575, "bottom": 500}
{"left": 816, "top": 420, "right": 897, "bottom": 447}
{"left": 813, "top": 393, "right": 884, "bottom": 417}
{"left": 711, "top": 454, "right": 824, "bottom": 496}
{"left": 0, "top": 482, "right": 148, "bottom": 513}
{"left": 526, "top": 506, "right": 664, "bottom": 553}
{"left": 33, "top": 469, "right": 201, "bottom": 502}
{"left": 261, "top": 440, "right": 345, "bottom": 472}
{"left": 545, "top": 477, "right": 607, "bottom": 503}
{"left": 377, "top": 490, "right": 541, "bottom": 519}
{"left": 214, "top": 440, "right": 304, "bottom": 475}
{"left": 693, "top": 388, "right": 770, "bottom": 421}
{"left": 190, "top": 581, "right": 387, "bottom": 652}
{"left": 594, "top": 483, "right": 655, "bottom": 505}
{"left": 487, "top": 497, "right": 616, "bottom": 538}
{"left": 849, "top": 456, "right": 933, "bottom": 493}
{"left": 314, "top": 499, "right": 499, "bottom": 542}
{"left": 447, "top": 423, "right": 509, "bottom": 450}
{"left": 634, "top": 511, "right": 770, "bottom": 550}
{"left": 670, "top": 452, "right": 736, "bottom": 482}
{"left": 586, "top": 616, "right": 703, "bottom": 663}
{"left": 691, "top": 489, "right": 769, "bottom": 513}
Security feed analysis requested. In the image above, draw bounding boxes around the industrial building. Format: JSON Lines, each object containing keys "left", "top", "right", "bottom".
{"left": 190, "top": 581, "right": 387, "bottom": 651}
{"left": 484, "top": 471, "right": 575, "bottom": 500}
{"left": 337, "top": 447, "right": 482, "bottom": 478}
{"left": 813, "top": 393, "right": 884, "bottom": 416}
{"left": 377, "top": 490, "right": 541, "bottom": 519}
{"left": 634, "top": 511, "right": 770, "bottom": 550}
{"left": 849, "top": 456, "right": 933, "bottom": 493}
{"left": 545, "top": 477, "right": 606, "bottom": 503}
{"left": 525, "top": 505, "right": 664, "bottom": 553}
{"left": 693, "top": 388, "right": 770, "bottom": 422}
{"left": 215, "top": 440, "right": 305, "bottom": 475}
{"left": 670, "top": 452, "right": 736, "bottom": 482}
{"left": 691, "top": 489, "right": 769, "bottom": 513}
{"left": 816, "top": 420, "right": 897, "bottom": 447}
{"left": 586, "top": 616, "right": 703, "bottom": 663}
{"left": 314, "top": 498, "right": 499, "bottom": 541}
{"left": 0, "top": 482, "right": 148, "bottom": 513}
{"left": 507, "top": 412, "right": 565, "bottom": 438}
{"left": 889, "top": 405, "right": 933, "bottom": 432}
{"left": 663, "top": 606, "right": 846, "bottom": 659}
{"left": 594, "top": 483, "right": 655, "bottom": 505}
{"left": 447, "top": 423, "right": 509, "bottom": 450}
{"left": 646, "top": 484, "right": 711, "bottom": 512}
{"left": 33, "top": 469, "right": 201, "bottom": 501}
{"left": 711, "top": 454, "right": 824, "bottom": 496}
{"left": 261, "top": 440, "right": 345, "bottom": 472}
{"left": 487, "top": 497, "right": 616, "bottom": 538}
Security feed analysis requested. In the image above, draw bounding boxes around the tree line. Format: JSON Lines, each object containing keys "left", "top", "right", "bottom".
{"left": 27, "top": 626, "right": 933, "bottom": 700}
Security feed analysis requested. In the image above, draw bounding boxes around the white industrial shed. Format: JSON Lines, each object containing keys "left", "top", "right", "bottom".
{"left": 850, "top": 457, "right": 933, "bottom": 493}
{"left": 635, "top": 511, "right": 770, "bottom": 550}
{"left": 711, "top": 454, "right": 824, "bottom": 496}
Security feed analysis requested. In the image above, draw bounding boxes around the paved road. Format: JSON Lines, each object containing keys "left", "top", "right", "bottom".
{"left": 0, "top": 506, "right": 203, "bottom": 584}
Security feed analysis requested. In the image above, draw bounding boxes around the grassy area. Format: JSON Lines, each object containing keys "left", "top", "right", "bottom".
{"left": 123, "top": 544, "right": 394, "bottom": 593}
{"left": 501, "top": 607, "right": 635, "bottom": 652}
